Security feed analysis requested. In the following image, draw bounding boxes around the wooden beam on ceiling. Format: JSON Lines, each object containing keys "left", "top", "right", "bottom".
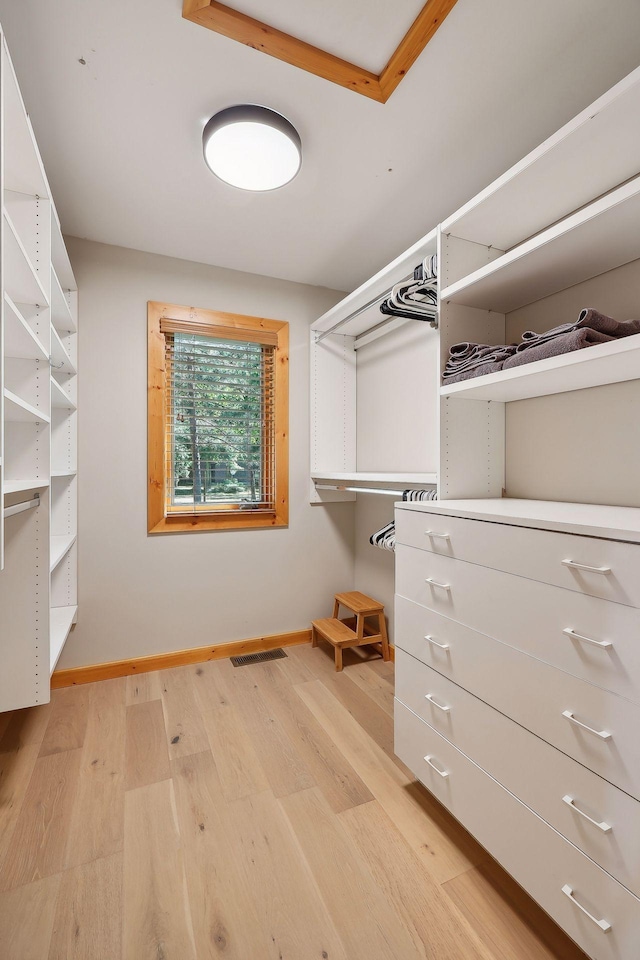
{"left": 182, "top": 0, "right": 459, "bottom": 103}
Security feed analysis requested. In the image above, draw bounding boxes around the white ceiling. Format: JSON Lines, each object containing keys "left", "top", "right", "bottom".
{"left": 1, "top": 0, "right": 640, "bottom": 293}
{"left": 229, "top": 0, "right": 428, "bottom": 74}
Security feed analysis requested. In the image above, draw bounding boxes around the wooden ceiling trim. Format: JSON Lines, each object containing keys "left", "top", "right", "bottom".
{"left": 182, "top": 0, "right": 384, "bottom": 102}
{"left": 182, "top": 0, "right": 459, "bottom": 103}
{"left": 379, "top": 0, "right": 459, "bottom": 100}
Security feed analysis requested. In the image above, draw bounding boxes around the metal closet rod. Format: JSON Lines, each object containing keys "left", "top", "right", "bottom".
{"left": 4, "top": 493, "right": 40, "bottom": 519}
{"left": 313, "top": 272, "right": 416, "bottom": 344}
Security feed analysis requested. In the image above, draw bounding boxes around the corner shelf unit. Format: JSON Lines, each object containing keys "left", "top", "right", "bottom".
{"left": 0, "top": 29, "right": 78, "bottom": 712}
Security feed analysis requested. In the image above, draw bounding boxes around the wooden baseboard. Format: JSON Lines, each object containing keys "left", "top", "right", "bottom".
{"left": 51, "top": 629, "right": 312, "bottom": 688}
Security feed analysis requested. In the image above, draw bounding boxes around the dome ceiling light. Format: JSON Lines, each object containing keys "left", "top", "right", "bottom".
{"left": 202, "top": 105, "right": 302, "bottom": 191}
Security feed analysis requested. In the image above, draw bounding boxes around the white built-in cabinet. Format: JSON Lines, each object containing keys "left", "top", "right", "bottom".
{"left": 310, "top": 63, "right": 640, "bottom": 960}
{"left": 0, "top": 31, "right": 78, "bottom": 711}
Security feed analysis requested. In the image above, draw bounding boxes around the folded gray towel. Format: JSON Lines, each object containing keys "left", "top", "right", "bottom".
{"left": 518, "top": 309, "right": 640, "bottom": 352}
{"left": 443, "top": 342, "right": 517, "bottom": 379}
{"left": 443, "top": 358, "right": 511, "bottom": 383}
{"left": 503, "top": 328, "right": 614, "bottom": 368}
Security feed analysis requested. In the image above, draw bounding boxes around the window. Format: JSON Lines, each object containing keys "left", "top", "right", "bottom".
{"left": 148, "top": 301, "right": 288, "bottom": 532}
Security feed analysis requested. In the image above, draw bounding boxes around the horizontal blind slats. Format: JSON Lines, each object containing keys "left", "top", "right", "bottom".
{"left": 165, "top": 331, "right": 276, "bottom": 514}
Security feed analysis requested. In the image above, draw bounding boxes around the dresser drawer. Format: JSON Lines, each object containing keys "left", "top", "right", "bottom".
{"left": 395, "top": 701, "right": 640, "bottom": 960}
{"left": 395, "top": 508, "right": 640, "bottom": 608}
{"left": 396, "top": 544, "right": 640, "bottom": 704}
{"left": 395, "top": 649, "right": 640, "bottom": 897}
{"left": 395, "top": 596, "right": 640, "bottom": 800}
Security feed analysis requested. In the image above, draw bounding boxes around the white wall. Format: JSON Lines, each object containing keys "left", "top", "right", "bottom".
{"left": 60, "top": 238, "right": 354, "bottom": 668}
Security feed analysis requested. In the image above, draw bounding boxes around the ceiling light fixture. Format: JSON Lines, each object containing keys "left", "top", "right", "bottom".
{"left": 203, "top": 105, "right": 302, "bottom": 191}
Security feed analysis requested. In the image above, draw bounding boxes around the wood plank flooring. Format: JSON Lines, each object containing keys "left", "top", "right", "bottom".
{"left": 0, "top": 643, "right": 589, "bottom": 959}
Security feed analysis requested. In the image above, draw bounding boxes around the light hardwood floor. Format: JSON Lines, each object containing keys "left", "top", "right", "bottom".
{"left": 0, "top": 643, "right": 589, "bottom": 960}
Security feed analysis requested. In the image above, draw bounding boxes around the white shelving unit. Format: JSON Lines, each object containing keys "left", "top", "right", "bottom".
{"left": 0, "top": 30, "right": 78, "bottom": 711}
{"left": 309, "top": 228, "right": 439, "bottom": 502}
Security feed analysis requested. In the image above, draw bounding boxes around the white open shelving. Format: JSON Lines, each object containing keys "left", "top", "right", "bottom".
{"left": 4, "top": 295, "right": 48, "bottom": 361}
{"left": 50, "top": 533, "right": 76, "bottom": 572}
{"left": 442, "top": 65, "right": 640, "bottom": 251}
{"left": 50, "top": 325, "right": 76, "bottom": 375}
{"left": 441, "top": 333, "right": 640, "bottom": 402}
{"left": 3, "top": 207, "right": 49, "bottom": 306}
{"left": 4, "top": 388, "right": 50, "bottom": 423}
{"left": 0, "top": 30, "right": 78, "bottom": 711}
{"left": 49, "top": 604, "right": 77, "bottom": 674}
{"left": 441, "top": 176, "right": 640, "bottom": 313}
{"left": 311, "top": 471, "right": 438, "bottom": 485}
{"left": 50, "top": 376, "right": 76, "bottom": 410}
{"left": 51, "top": 267, "right": 76, "bottom": 333}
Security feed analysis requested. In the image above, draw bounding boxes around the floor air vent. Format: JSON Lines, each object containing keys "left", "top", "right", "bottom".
{"left": 230, "top": 648, "right": 288, "bottom": 667}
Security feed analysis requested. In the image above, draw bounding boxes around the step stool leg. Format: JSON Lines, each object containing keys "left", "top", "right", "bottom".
{"left": 335, "top": 646, "right": 343, "bottom": 672}
{"left": 311, "top": 625, "right": 318, "bottom": 647}
{"left": 379, "top": 612, "right": 390, "bottom": 662}
{"left": 356, "top": 612, "right": 365, "bottom": 641}
{"left": 333, "top": 598, "right": 340, "bottom": 618}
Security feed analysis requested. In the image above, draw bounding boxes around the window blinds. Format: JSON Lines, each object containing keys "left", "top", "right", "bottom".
{"left": 163, "top": 328, "right": 276, "bottom": 514}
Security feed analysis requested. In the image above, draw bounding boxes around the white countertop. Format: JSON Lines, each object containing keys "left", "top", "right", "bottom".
{"left": 395, "top": 498, "right": 640, "bottom": 544}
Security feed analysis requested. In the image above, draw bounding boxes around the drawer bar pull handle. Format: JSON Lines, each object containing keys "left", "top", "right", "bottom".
{"left": 562, "top": 795, "right": 612, "bottom": 833}
{"left": 424, "top": 634, "right": 450, "bottom": 650}
{"left": 561, "top": 885, "right": 611, "bottom": 933}
{"left": 425, "top": 693, "right": 451, "bottom": 713}
{"left": 563, "top": 628, "right": 612, "bottom": 650}
{"left": 423, "top": 755, "right": 449, "bottom": 778}
{"left": 425, "top": 530, "right": 450, "bottom": 540}
{"left": 425, "top": 578, "right": 451, "bottom": 590}
{"left": 562, "top": 710, "right": 612, "bottom": 741}
{"left": 562, "top": 559, "right": 611, "bottom": 575}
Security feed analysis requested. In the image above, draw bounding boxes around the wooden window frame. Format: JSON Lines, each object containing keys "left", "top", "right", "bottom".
{"left": 148, "top": 301, "right": 289, "bottom": 533}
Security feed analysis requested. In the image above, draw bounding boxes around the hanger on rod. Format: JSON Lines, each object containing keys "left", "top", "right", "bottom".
{"left": 314, "top": 254, "right": 439, "bottom": 344}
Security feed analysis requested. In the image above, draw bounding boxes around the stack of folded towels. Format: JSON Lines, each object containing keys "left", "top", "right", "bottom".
{"left": 442, "top": 309, "right": 640, "bottom": 385}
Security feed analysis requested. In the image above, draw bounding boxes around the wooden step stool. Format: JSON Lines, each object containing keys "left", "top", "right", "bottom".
{"left": 311, "top": 591, "right": 390, "bottom": 671}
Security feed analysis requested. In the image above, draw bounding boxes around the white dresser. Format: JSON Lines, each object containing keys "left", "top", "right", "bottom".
{"left": 394, "top": 498, "right": 640, "bottom": 960}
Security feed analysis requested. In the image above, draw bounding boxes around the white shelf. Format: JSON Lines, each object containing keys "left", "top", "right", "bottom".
{"left": 49, "top": 604, "right": 77, "bottom": 674}
{"left": 443, "top": 65, "right": 640, "bottom": 249}
{"left": 3, "top": 295, "right": 48, "bottom": 361}
{"left": 51, "top": 211, "right": 76, "bottom": 292}
{"left": 2, "top": 44, "right": 49, "bottom": 197}
{"left": 51, "top": 469, "right": 77, "bottom": 479}
{"left": 50, "top": 268, "right": 76, "bottom": 333}
{"left": 4, "top": 388, "right": 50, "bottom": 423}
{"left": 50, "top": 534, "right": 76, "bottom": 573}
{"left": 50, "top": 326, "right": 76, "bottom": 375}
{"left": 312, "top": 228, "right": 437, "bottom": 339}
{"left": 441, "top": 176, "right": 640, "bottom": 314}
{"left": 441, "top": 333, "right": 640, "bottom": 402}
{"left": 396, "top": 497, "right": 640, "bottom": 544}
{"left": 312, "top": 471, "right": 437, "bottom": 484}
{"left": 3, "top": 208, "right": 49, "bottom": 306}
{"left": 3, "top": 478, "right": 49, "bottom": 495}
{"left": 50, "top": 377, "right": 76, "bottom": 410}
